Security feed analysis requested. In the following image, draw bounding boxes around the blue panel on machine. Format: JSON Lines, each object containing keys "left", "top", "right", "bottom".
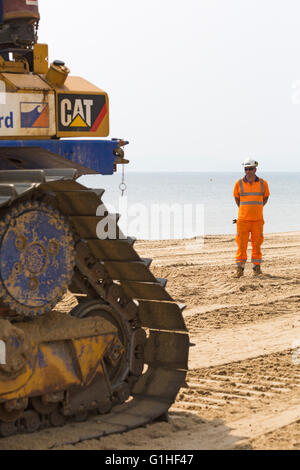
{"left": 0, "top": 139, "right": 118, "bottom": 175}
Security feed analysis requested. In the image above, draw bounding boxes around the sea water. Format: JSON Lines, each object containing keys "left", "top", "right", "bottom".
{"left": 79, "top": 172, "right": 300, "bottom": 239}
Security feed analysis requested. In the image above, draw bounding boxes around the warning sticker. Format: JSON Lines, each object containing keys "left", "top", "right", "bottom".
{"left": 58, "top": 94, "right": 107, "bottom": 133}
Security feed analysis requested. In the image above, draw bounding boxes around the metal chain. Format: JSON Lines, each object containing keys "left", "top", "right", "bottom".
{"left": 119, "top": 164, "right": 127, "bottom": 197}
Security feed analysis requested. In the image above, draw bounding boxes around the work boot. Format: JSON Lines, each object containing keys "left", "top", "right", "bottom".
{"left": 234, "top": 266, "right": 244, "bottom": 278}
{"left": 253, "top": 265, "right": 262, "bottom": 276}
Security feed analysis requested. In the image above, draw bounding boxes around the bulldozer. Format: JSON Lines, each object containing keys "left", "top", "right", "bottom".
{"left": 0, "top": 0, "right": 189, "bottom": 438}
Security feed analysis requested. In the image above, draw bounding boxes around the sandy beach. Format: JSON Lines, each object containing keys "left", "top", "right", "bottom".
{"left": 2, "top": 231, "right": 300, "bottom": 450}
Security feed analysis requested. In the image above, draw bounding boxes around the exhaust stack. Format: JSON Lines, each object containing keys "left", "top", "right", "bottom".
{"left": 0, "top": 0, "right": 40, "bottom": 49}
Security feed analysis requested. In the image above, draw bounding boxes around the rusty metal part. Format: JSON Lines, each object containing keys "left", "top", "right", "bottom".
{"left": 0, "top": 319, "right": 32, "bottom": 379}
{"left": 105, "top": 337, "right": 124, "bottom": 368}
{"left": 31, "top": 392, "right": 64, "bottom": 415}
{"left": 42, "top": 391, "right": 64, "bottom": 404}
{"left": 5, "top": 397, "right": 28, "bottom": 412}
{"left": 0, "top": 313, "right": 118, "bottom": 403}
{"left": 0, "top": 402, "right": 24, "bottom": 422}
{"left": 64, "top": 372, "right": 112, "bottom": 417}
{"left": 0, "top": 169, "right": 189, "bottom": 439}
{"left": 113, "top": 139, "right": 129, "bottom": 165}
{"left": 0, "top": 398, "right": 28, "bottom": 424}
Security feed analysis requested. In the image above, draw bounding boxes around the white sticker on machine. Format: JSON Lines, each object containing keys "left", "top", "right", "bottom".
{"left": 0, "top": 341, "right": 6, "bottom": 365}
{"left": 0, "top": 93, "right": 56, "bottom": 137}
{"left": 26, "top": 1, "right": 39, "bottom": 6}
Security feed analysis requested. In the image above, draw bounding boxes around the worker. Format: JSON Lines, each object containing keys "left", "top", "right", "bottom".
{"left": 233, "top": 158, "right": 270, "bottom": 277}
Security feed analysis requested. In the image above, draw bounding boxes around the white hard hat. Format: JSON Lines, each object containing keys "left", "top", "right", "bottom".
{"left": 242, "top": 158, "right": 258, "bottom": 168}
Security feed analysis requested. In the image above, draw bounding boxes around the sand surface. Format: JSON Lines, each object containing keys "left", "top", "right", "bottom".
{"left": 1, "top": 231, "right": 300, "bottom": 450}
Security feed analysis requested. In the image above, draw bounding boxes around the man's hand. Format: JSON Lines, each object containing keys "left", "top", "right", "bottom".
{"left": 235, "top": 197, "right": 240, "bottom": 207}
{"left": 263, "top": 197, "right": 269, "bottom": 206}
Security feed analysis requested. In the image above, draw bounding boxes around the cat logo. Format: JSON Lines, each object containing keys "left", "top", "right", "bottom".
{"left": 58, "top": 94, "right": 107, "bottom": 133}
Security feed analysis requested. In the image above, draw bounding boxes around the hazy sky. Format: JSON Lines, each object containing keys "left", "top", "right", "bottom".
{"left": 38, "top": 0, "right": 300, "bottom": 172}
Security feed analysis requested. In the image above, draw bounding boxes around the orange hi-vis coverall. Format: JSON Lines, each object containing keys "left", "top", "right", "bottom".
{"left": 233, "top": 177, "right": 270, "bottom": 266}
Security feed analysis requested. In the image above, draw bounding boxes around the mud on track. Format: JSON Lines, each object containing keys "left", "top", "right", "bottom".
{"left": 1, "top": 232, "right": 300, "bottom": 450}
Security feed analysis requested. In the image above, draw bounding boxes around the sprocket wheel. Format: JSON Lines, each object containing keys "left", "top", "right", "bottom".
{"left": 0, "top": 200, "right": 75, "bottom": 317}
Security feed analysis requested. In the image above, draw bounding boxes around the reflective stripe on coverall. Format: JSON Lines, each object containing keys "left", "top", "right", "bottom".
{"left": 235, "top": 178, "right": 265, "bottom": 266}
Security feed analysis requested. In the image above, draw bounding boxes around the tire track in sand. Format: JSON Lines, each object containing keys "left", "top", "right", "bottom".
{"left": 171, "top": 350, "right": 300, "bottom": 449}
{"left": 189, "top": 312, "right": 300, "bottom": 368}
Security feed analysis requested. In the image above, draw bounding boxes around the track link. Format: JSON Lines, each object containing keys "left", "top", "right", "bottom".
{"left": 0, "top": 169, "right": 189, "bottom": 441}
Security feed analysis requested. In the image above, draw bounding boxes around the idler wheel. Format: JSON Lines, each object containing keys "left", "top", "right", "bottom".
{"left": 0, "top": 201, "right": 75, "bottom": 317}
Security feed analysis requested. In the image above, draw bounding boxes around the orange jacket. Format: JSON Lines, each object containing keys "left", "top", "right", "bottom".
{"left": 233, "top": 176, "right": 270, "bottom": 221}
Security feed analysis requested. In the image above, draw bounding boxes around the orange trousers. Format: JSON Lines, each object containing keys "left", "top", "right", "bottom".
{"left": 236, "top": 220, "right": 264, "bottom": 266}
